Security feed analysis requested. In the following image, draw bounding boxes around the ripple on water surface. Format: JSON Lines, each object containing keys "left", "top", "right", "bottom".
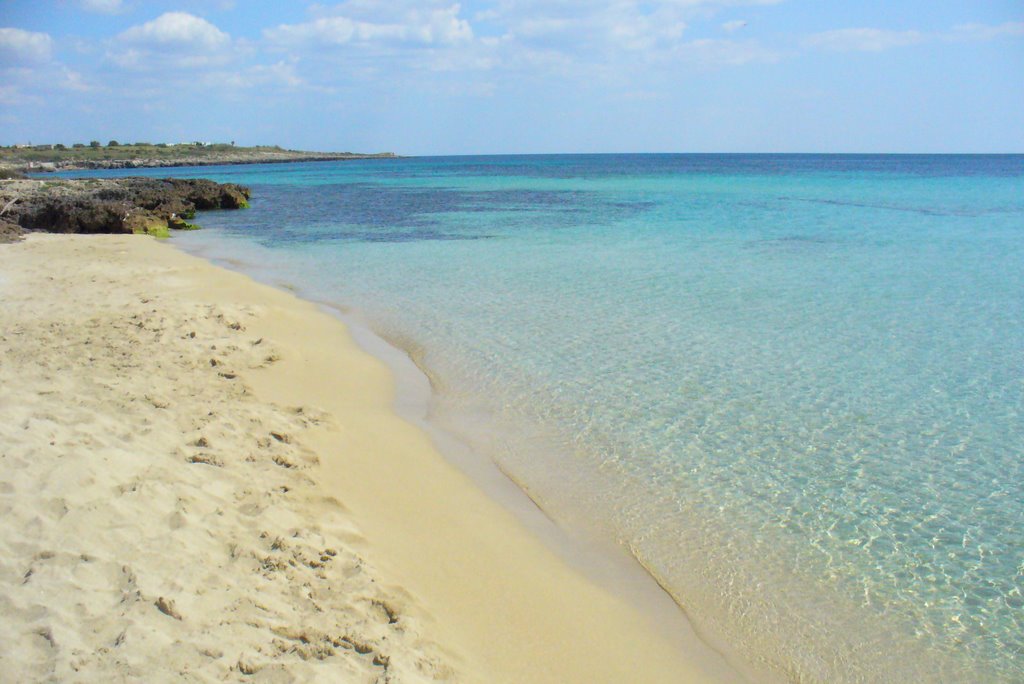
{"left": 78, "top": 154, "right": 1024, "bottom": 682}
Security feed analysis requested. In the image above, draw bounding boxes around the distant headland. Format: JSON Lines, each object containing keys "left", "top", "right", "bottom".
{"left": 0, "top": 141, "right": 396, "bottom": 174}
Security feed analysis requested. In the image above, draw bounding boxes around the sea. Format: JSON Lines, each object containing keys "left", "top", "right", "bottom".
{"left": 61, "top": 154, "right": 1024, "bottom": 682}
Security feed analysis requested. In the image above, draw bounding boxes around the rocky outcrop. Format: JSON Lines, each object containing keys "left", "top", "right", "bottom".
{"left": 0, "top": 178, "right": 251, "bottom": 242}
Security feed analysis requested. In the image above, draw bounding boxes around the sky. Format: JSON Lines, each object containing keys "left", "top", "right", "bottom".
{"left": 1, "top": 0, "right": 1022, "bottom": 154}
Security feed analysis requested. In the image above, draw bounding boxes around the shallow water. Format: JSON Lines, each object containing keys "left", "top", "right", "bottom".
{"left": 66, "top": 155, "right": 1024, "bottom": 681}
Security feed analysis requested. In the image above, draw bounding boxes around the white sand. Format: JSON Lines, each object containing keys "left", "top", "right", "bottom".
{"left": 0, "top": 234, "right": 743, "bottom": 683}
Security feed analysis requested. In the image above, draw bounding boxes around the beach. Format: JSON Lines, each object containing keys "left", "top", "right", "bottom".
{"left": 4, "top": 0, "right": 1021, "bottom": 679}
{"left": 0, "top": 233, "right": 741, "bottom": 683}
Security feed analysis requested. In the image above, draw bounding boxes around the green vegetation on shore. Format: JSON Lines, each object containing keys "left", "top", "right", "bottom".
{"left": 0, "top": 142, "right": 396, "bottom": 171}
{"left": 2, "top": 142, "right": 267, "bottom": 163}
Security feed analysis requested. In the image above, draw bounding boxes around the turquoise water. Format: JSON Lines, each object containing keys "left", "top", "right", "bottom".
{"left": 67, "top": 155, "right": 1023, "bottom": 681}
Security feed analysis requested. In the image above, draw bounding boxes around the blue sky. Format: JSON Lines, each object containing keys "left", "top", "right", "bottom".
{"left": 1, "top": 1, "right": 1022, "bottom": 153}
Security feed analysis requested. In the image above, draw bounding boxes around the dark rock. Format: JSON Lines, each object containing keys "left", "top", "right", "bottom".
{"left": 0, "top": 216, "right": 23, "bottom": 243}
{"left": 17, "top": 197, "right": 128, "bottom": 234}
{"left": 0, "top": 177, "right": 251, "bottom": 238}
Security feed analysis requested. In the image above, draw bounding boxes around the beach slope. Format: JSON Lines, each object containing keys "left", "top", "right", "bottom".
{"left": 0, "top": 234, "right": 739, "bottom": 683}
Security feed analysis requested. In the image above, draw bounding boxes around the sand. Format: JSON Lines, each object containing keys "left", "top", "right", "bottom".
{"left": 0, "top": 234, "right": 743, "bottom": 683}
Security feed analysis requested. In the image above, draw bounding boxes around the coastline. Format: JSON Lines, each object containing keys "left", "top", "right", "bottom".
{"left": 4, "top": 151, "right": 397, "bottom": 176}
{"left": 0, "top": 233, "right": 744, "bottom": 682}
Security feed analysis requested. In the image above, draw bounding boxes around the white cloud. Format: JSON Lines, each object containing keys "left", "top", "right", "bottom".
{"left": 0, "top": 84, "right": 21, "bottom": 105}
{"left": 58, "top": 66, "right": 92, "bottom": 92}
{"left": 118, "top": 12, "right": 230, "bottom": 51}
{"left": 802, "top": 20, "right": 1023, "bottom": 54}
{"left": 673, "top": 37, "right": 779, "bottom": 65}
{"left": 268, "top": 17, "right": 401, "bottom": 45}
{"left": 0, "top": 27, "right": 54, "bottom": 64}
{"left": 948, "top": 21, "right": 1024, "bottom": 42}
{"left": 79, "top": 0, "right": 126, "bottom": 14}
{"left": 251, "top": 61, "right": 305, "bottom": 87}
{"left": 496, "top": 2, "right": 689, "bottom": 55}
{"left": 109, "top": 12, "right": 237, "bottom": 71}
{"left": 803, "top": 27, "right": 924, "bottom": 52}
{"left": 203, "top": 60, "right": 307, "bottom": 90}
{"left": 608, "top": 11, "right": 687, "bottom": 52}
{"left": 266, "top": 4, "right": 473, "bottom": 47}
{"left": 460, "top": 3, "right": 782, "bottom": 79}
{"left": 484, "top": 1, "right": 785, "bottom": 60}
{"left": 722, "top": 20, "right": 747, "bottom": 33}
{"left": 0, "top": 32, "right": 93, "bottom": 106}
{"left": 257, "top": 0, "right": 785, "bottom": 84}
{"left": 683, "top": 0, "right": 780, "bottom": 4}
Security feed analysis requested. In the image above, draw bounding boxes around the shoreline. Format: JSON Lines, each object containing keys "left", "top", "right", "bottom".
{"left": 307, "top": 300, "right": 773, "bottom": 684}
{"left": 175, "top": 233, "right": 777, "bottom": 684}
{"left": 4, "top": 151, "right": 398, "bottom": 175}
{"left": 0, "top": 233, "right": 745, "bottom": 682}
{"left": 32, "top": 154, "right": 399, "bottom": 173}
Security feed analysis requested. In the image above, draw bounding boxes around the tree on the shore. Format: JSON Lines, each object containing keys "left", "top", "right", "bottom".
{"left": 107, "top": 140, "right": 120, "bottom": 147}
{"left": 89, "top": 140, "right": 101, "bottom": 148}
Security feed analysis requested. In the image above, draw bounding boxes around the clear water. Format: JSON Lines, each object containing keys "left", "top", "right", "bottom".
{"left": 64, "top": 155, "right": 1024, "bottom": 681}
